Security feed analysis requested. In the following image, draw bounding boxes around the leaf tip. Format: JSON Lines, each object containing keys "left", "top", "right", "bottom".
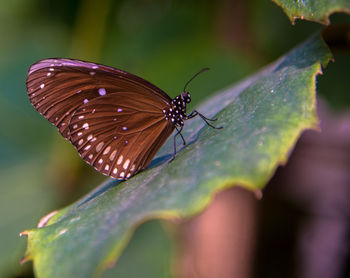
{"left": 19, "top": 230, "right": 30, "bottom": 237}
{"left": 20, "top": 255, "right": 31, "bottom": 265}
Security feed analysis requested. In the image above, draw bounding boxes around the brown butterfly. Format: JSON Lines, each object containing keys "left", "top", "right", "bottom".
{"left": 26, "top": 58, "right": 220, "bottom": 179}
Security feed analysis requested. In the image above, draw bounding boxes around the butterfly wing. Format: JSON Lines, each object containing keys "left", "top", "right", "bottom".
{"left": 26, "top": 58, "right": 172, "bottom": 138}
{"left": 68, "top": 93, "right": 174, "bottom": 179}
{"left": 26, "top": 58, "right": 174, "bottom": 179}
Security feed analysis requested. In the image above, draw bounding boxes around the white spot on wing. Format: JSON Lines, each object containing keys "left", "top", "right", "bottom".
{"left": 96, "top": 142, "right": 104, "bottom": 152}
{"left": 120, "top": 172, "right": 125, "bottom": 178}
{"left": 82, "top": 123, "right": 89, "bottom": 129}
{"left": 89, "top": 71, "right": 96, "bottom": 76}
{"left": 105, "top": 164, "right": 109, "bottom": 171}
{"left": 98, "top": 158, "right": 103, "bottom": 164}
{"left": 78, "top": 115, "right": 85, "bottom": 119}
{"left": 123, "top": 159, "right": 130, "bottom": 170}
{"left": 113, "top": 168, "right": 118, "bottom": 174}
{"left": 117, "top": 108, "right": 123, "bottom": 112}
{"left": 103, "top": 146, "right": 111, "bottom": 155}
{"left": 117, "top": 155, "right": 123, "bottom": 165}
{"left": 98, "top": 88, "right": 106, "bottom": 96}
{"left": 88, "top": 154, "right": 93, "bottom": 160}
{"left": 40, "top": 84, "right": 45, "bottom": 89}
{"left": 78, "top": 139, "right": 84, "bottom": 145}
{"left": 83, "top": 99, "right": 88, "bottom": 104}
{"left": 122, "top": 127, "right": 127, "bottom": 131}
{"left": 84, "top": 145, "right": 91, "bottom": 151}
{"left": 109, "top": 150, "right": 117, "bottom": 161}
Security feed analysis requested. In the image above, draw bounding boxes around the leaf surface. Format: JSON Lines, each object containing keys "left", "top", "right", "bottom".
{"left": 21, "top": 34, "right": 332, "bottom": 278}
{"left": 273, "top": 0, "right": 350, "bottom": 24}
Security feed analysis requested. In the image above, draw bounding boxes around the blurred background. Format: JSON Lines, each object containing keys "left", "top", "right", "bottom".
{"left": 0, "top": 0, "right": 349, "bottom": 277}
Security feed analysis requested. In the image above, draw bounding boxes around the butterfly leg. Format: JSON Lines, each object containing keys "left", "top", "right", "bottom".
{"left": 169, "top": 125, "right": 185, "bottom": 163}
{"left": 187, "top": 110, "right": 223, "bottom": 129}
{"left": 177, "top": 126, "right": 186, "bottom": 145}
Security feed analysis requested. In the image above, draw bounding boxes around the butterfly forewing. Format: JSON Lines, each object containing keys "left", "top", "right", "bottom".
{"left": 26, "top": 58, "right": 175, "bottom": 179}
{"left": 26, "top": 59, "right": 171, "bottom": 139}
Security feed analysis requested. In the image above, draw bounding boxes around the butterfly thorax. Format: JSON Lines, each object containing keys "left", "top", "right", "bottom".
{"left": 163, "top": 91, "right": 191, "bottom": 128}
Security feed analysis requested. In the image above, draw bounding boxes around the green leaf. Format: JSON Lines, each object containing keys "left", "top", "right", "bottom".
{"left": 21, "top": 34, "right": 332, "bottom": 278}
{"left": 273, "top": 0, "right": 350, "bottom": 24}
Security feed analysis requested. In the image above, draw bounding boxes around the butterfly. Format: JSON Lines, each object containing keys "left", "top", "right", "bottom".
{"left": 26, "top": 58, "right": 221, "bottom": 180}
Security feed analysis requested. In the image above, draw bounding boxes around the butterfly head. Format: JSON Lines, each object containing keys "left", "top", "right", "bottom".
{"left": 181, "top": 67, "right": 209, "bottom": 105}
{"left": 181, "top": 91, "right": 191, "bottom": 104}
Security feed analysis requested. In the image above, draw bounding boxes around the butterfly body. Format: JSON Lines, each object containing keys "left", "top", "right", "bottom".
{"left": 26, "top": 58, "right": 211, "bottom": 180}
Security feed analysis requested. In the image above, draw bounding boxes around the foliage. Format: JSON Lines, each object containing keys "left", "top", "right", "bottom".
{"left": 21, "top": 35, "right": 331, "bottom": 277}
{"left": 0, "top": 0, "right": 348, "bottom": 277}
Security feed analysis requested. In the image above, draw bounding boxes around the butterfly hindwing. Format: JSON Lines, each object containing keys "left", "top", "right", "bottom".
{"left": 68, "top": 94, "right": 173, "bottom": 178}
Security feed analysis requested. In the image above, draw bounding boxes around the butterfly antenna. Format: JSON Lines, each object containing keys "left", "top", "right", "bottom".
{"left": 183, "top": 68, "right": 210, "bottom": 92}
